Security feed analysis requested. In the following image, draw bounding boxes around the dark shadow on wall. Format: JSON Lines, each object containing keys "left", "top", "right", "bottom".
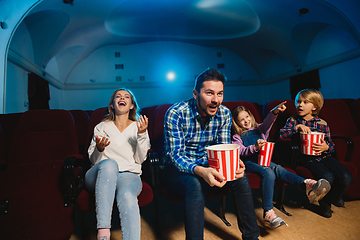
{"left": 290, "top": 69, "right": 321, "bottom": 99}
{"left": 28, "top": 72, "right": 50, "bottom": 110}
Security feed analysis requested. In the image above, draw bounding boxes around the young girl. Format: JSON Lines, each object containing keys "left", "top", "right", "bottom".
{"left": 85, "top": 88, "right": 150, "bottom": 240}
{"left": 231, "top": 102, "right": 330, "bottom": 229}
{"left": 280, "top": 89, "right": 353, "bottom": 218}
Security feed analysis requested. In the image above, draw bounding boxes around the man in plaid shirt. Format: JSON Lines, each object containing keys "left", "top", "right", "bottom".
{"left": 163, "top": 68, "right": 259, "bottom": 240}
{"left": 279, "top": 89, "right": 352, "bottom": 218}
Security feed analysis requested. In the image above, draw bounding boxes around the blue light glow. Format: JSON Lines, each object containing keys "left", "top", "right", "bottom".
{"left": 166, "top": 71, "right": 176, "bottom": 81}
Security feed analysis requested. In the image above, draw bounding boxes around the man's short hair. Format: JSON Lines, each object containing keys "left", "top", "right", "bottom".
{"left": 194, "top": 67, "right": 227, "bottom": 92}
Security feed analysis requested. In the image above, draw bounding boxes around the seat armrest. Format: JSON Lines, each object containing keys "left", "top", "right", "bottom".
{"left": 331, "top": 135, "right": 354, "bottom": 162}
{"left": 147, "top": 151, "right": 161, "bottom": 190}
{"left": 62, "top": 154, "right": 86, "bottom": 207}
{"left": 273, "top": 138, "right": 300, "bottom": 170}
{"left": 274, "top": 135, "right": 354, "bottom": 172}
{"left": 148, "top": 150, "right": 160, "bottom": 166}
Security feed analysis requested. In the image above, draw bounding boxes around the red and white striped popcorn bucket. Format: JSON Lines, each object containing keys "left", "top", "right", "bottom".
{"left": 300, "top": 132, "right": 325, "bottom": 155}
{"left": 206, "top": 144, "right": 240, "bottom": 181}
{"left": 258, "top": 142, "right": 275, "bottom": 167}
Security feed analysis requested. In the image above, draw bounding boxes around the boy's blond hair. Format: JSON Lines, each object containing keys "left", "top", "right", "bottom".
{"left": 295, "top": 89, "right": 324, "bottom": 115}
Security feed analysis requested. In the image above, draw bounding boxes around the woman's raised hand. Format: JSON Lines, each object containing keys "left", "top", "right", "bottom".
{"left": 95, "top": 135, "right": 110, "bottom": 152}
{"left": 137, "top": 115, "right": 148, "bottom": 134}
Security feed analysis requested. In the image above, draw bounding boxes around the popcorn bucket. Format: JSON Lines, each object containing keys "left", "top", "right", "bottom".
{"left": 206, "top": 144, "right": 240, "bottom": 181}
{"left": 300, "top": 132, "right": 325, "bottom": 155}
{"left": 258, "top": 142, "right": 275, "bottom": 167}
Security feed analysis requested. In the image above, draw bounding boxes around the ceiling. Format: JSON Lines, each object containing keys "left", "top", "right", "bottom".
{"left": 8, "top": 0, "right": 360, "bottom": 87}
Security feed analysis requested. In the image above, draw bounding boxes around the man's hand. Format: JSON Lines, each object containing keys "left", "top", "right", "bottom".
{"left": 235, "top": 160, "right": 246, "bottom": 179}
{"left": 194, "top": 166, "right": 226, "bottom": 188}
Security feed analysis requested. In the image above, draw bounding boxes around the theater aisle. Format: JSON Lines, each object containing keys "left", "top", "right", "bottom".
{"left": 70, "top": 189, "right": 360, "bottom": 240}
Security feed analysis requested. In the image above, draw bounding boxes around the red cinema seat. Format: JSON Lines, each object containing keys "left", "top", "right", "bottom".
{"left": 352, "top": 98, "right": 360, "bottom": 133}
{"left": 140, "top": 105, "right": 159, "bottom": 140}
{"left": 0, "top": 112, "right": 23, "bottom": 169}
{"left": 222, "top": 101, "right": 263, "bottom": 123}
{"left": 0, "top": 123, "right": 4, "bottom": 171}
{"left": 70, "top": 110, "right": 90, "bottom": 154}
{"left": 0, "top": 110, "right": 79, "bottom": 240}
{"left": 65, "top": 107, "right": 154, "bottom": 237}
{"left": 263, "top": 99, "right": 296, "bottom": 142}
{"left": 318, "top": 99, "right": 359, "bottom": 199}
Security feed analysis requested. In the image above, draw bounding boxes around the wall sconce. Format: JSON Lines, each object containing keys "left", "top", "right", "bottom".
{"left": 1, "top": 21, "right": 8, "bottom": 30}
{"left": 299, "top": 8, "right": 309, "bottom": 16}
{"left": 63, "top": 0, "right": 74, "bottom": 6}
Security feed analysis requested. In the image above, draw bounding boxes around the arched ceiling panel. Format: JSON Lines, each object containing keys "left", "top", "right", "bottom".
{"left": 307, "top": 26, "right": 359, "bottom": 65}
{"left": 24, "top": 10, "right": 70, "bottom": 67}
{"left": 291, "top": 22, "right": 331, "bottom": 66}
{"left": 105, "top": 0, "right": 260, "bottom": 39}
{"left": 49, "top": 46, "right": 84, "bottom": 82}
{"left": 6, "top": 0, "right": 360, "bottom": 88}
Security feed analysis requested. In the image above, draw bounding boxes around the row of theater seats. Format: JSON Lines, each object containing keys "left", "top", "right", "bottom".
{"left": 141, "top": 98, "right": 360, "bottom": 209}
{"left": 0, "top": 110, "right": 82, "bottom": 239}
{"left": 0, "top": 109, "right": 154, "bottom": 239}
{"left": 0, "top": 98, "right": 359, "bottom": 238}
{"left": 0, "top": 104, "right": 284, "bottom": 239}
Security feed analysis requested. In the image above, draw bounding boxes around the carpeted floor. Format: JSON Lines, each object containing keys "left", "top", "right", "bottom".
{"left": 70, "top": 187, "right": 360, "bottom": 240}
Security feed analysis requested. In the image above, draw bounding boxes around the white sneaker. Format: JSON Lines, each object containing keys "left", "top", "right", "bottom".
{"left": 264, "top": 209, "right": 287, "bottom": 229}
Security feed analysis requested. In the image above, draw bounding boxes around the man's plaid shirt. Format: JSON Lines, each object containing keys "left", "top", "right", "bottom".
{"left": 163, "top": 98, "right": 232, "bottom": 174}
{"left": 279, "top": 115, "right": 335, "bottom": 161}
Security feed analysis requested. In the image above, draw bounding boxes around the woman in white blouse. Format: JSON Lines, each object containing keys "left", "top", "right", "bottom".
{"left": 85, "top": 88, "right": 150, "bottom": 240}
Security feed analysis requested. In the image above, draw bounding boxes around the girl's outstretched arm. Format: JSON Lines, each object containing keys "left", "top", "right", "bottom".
{"left": 272, "top": 101, "right": 287, "bottom": 115}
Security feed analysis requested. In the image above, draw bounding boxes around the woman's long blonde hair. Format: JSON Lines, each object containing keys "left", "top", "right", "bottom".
{"left": 103, "top": 88, "right": 140, "bottom": 122}
{"left": 231, "top": 106, "right": 258, "bottom": 136}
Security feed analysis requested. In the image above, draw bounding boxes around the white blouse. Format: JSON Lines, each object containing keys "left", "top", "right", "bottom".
{"left": 88, "top": 121, "right": 151, "bottom": 175}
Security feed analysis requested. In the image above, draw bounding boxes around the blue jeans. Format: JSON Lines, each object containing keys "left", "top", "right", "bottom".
{"left": 302, "top": 156, "right": 353, "bottom": 204}
{"left": 163, "top": 164, "right": 259, "bottom": 240}
{"left": 85, "top": 159, "right": 142, "bottom": 240}
{"left": 245, "top": 161, "right": 305, "bottom": 211}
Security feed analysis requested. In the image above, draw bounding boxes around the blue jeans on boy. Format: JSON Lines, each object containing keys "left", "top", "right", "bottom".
{"left": 301, "top": 156, "right": 353, "bottom": 205}
{"left": 163, "top": 164, "right": 260, "bottom": 240}
{"left": 85, "top": 159, "right": 142, "bottom": 240}
{"left": 245, "top": 161, "right": 305, "bottom": 211}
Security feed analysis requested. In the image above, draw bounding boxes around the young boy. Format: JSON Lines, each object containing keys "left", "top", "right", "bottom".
{"left": 279, "top": 89, "right": 353, "bottom": 218}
